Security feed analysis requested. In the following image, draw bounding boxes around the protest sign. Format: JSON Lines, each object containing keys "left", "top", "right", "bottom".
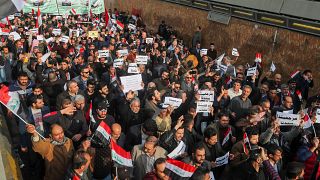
{"left": 232, "top": 48, "right": 239, "bottom": 56}
{"left": 277, "top": 112, "right": 300, "bottom": 126}
{"left": 283, "top": 110, "right": 293, "bottom": 114}
{"left": 98, "top": 50, "right": 109, "bottom": 58}
{"left": 120, "top": 74, "right": 143, "bottom": 93}
{"left": 60, "top": 36, "right": 69, "bottom": 43}
{"left": 69, "top": 29, "right": 80, "bottom": 37}
{"left": 113, "top": 58, "right": 124, "bottom": 68}
{"left": 270, "top": 62, "right": 276, "bottom": 72}
{"left": 164, "top": 97, "right": 183, "bottom": 108}
{"left": 88, "top": 31, "right": 99, "bottom": 38}
{"left": 41, "top": 52, "right": 51, "bottom": 63}
{"left": 201, "top": 49, "right": 208, "bottom": 56}
{"left": 215, "top": 152, "right": 229, "bottom": 167}
{"left": 246, "top": 66, "right": 257, "bottom": 76}
{"left": 118, "top": 49, "right": 129, "bottom": 57}
{"left": 9, "top": 32, "right": 21, "bottom": 41}
{"left": 128, "top": 24, "right": 136, "bottom": 31}
{"left": 198, "top": 90, "right": 214, "bottom": 102}
{"left": 136, "top": 55, "right": 148, "bottom": 65}
{"left": 45, "top": 37, "right": 54, "bottom": 44}
{"left": 167, "top": 141, "right": 186, "bottom": 159}
{"left": 219, "top": 64, "right": 228, "bottom": 72}
{"left": 29, "top": 28, "right": 39, "bottom": 34}
{"left": 196, "top": 101, "right": 213, "bottom": 113}
{"left": 215, "top": 53, "right": 225, "bottom": 66}
{"left": 52, "top": 29, "right": 61, "bottom": 36}
{"left": 146, "top": 38, "right": 153, "bottom": 44}
{"left": 37, "top": 35, "right": 44, "bottom": 41}
{"left": 127, "top": 63, "right": 139, "bottom": 74}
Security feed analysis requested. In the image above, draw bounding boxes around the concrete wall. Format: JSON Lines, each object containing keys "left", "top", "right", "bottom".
{"left": 105, "top": 0, "right": 320, "bottom": 94}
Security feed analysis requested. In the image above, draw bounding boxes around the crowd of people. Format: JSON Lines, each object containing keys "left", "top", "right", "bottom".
{"left": 0, "top": 7, "right": 319, "bottom": 180}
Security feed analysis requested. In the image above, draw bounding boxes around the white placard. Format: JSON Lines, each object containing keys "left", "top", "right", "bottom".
{"left": 9, "top": 32, "right": 21, "bottom": 41}
{"left": 30, "top": 28, "right": 39, "bottom": 34}
{"left": 198, "top": 90, "right": 214, "bottom": 102}
{"left": 219, "top": 64, "right": 228, "bottom": 72}
{"left": 283, "top": 110, "right": 293, "bottom": 114}
{"left": 41, "top": 52, "right": 51, "bottom": 63}
{"left": 215, "top": 53, "right": 225, "bottom": 66}
{"left": 60, "top": 36, "right": 69, "bottom": 43}
{"left": 277, "top": 112, "right": 300, "bottom": 126}
{"left": 146, "top": 38, "right": 153, "bottom": 44}
{"left": 215, "top": 152, "right": 229, "bottom": 167}
{"left": 118, "top": 49, "right": 128, "bottom": 57}
{"left": 14, "top": 13, "right": 21, "bottom": 17}
{"left": 196, "top": 101, "right": 213, "bottom": 113}
{"left": 136, "top": 55, "right": 148, "bottom": 65}
{"left": 127, "top": 63, "right": 139, "bottom": 74}
{"left": 52, "top": 29, "right": 61, "bottom": 36}
{"left": 232, "top": 48, "right": 239, "bottom": 56}
{"left": 246, "top": 66, "right": 257, "bottom": 76}
{"left": 316, "top": 109, "right": 320, "bottom": 124}
{"left": 45, "top": 37, "right": 54, "bottom": 44}
{"left": 113, "top": 58, "right": 124, "bottom": 68}
{"left": 98, "top": 50, "right": 109, "bottom": 58}
{"left": 120, "top": 74, "right": 143, "bottom": 93}
{"left": 164, "top": 97, "right": 182, "bottom": 108}
{"left": 128, "top": 23, "right": 136, "bottom": 30}
{"left": 167, "top": 141, "right": 186, "bottom": 159}
{"left": 37, "top": 35, "right": 44, "bottom": 41}
{"left": 201, "top": 49, "right": 208, "bottom": 56}
{"left": 69, "top": 29, "right": 80, "bottom": 37}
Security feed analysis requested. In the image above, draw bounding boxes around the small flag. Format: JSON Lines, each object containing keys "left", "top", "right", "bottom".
{"left": 215, "top": 53, "right": 225, "bottom": 66}
{"left": 270, "top": 61, "right": 276, "bottom": 72}
{"left": 225, "top": 76, "right": 232, "bottom": 85}
{"left": 243, "top": 132, "right": 251, "bottom": 154}
{"left": 111, "top": 140, "right": 133, "bottom": 167}
{"left": 70, "top": 8, "right": 77, "bottom": 15}
{"left": 116, "top": 20, "right": 124, "bottom": 30}
{"left": 31, "top": 9, "right": 34, "bottom": 15}
{"left": 290, "top": 70, "right": 300, "bottom": 79}
{"left": 222, "top": 127, "right": 232, "bottom": 146}
{"left": 254, "top": 53, "right": 262, "bottom": 63}
{"left": 36, "top": 6, "right": 42, "bottom": 28}
{"left": 0, "top": 0, "right": 25, "bottom": 20}
{"left": 43, "top": 111, "right": 58, "bottom": 118}
{"left": 303, "top": 113, "right": 312, "bottom": 129}
{"left": 0, "top": 85, "right": 21, "bottom": 113}
{"left": 95, "top": 120, "right": 112, "bottom": 143}
{"left": 166, "top": 159, "right": 197, "bottom": 178}
{"left": 296, "top": 90, "right": 302, "bottom": 101}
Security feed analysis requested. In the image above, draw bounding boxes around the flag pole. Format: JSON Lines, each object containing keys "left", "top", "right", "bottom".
{"left": 0, "top": 101, "right": 45, "bottom": 139}
{"left": 115, "top": 166, "right": 118, "bottom": 180}
{"left": 312, "top": 123, "right": 317, "bottom": 137}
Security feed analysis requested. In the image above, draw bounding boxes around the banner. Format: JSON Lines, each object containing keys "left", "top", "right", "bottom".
{"left": 23, "top": 0, "right": 105, "bottom": 15}
{"left": 276, "top": 112, "right": 300, "bottom": 126}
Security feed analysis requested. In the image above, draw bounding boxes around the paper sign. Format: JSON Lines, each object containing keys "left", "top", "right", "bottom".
{"left": 215, "top": 152, "right": 229, "bottom": 167}
{"left": 283, "top": 110, "right": 293, "bottom": 114}
{"left": 60, "top": 36, "right": 69, "bottom": 43}
{"left": 118, "top": 49, "right": 128, "bottom": 56}
{"left": 219, "top": 64, "right": 228, "bottom": 72}
{"left": 52, "top": 29, "right": 61, "bottom": 36}
{"left": 270, "top": 62, "right": 276, "bottom": 72}
{"left": 69, "top": 29, "right": 80, "bottom": 37}
{"left": 113, "top": 58, "right": 124, "bottom": 68}
{"left": 215, "top": 53, "right": 225, "bottom": 66}
{"left": 128, "top": 23, "right": 136, "bottom": 30}
{"left": 37, "top": 35, "right": 44, "bottom": 41}
{"left": 200, "top": 49, "right": 208, "bottom": 56}
{"left": 277, "top": 112, "right": 300, "bottom": 126}
{"left": 127, "top": 63, "right": 139, "bottom": 74}
{"left": 164, "top": 97, "right": 182, "bottom": 108}
{"left": 167, "top": 141, "right": 186, "bottom": 159}
{"left": 98, "top": 50, "right": 109, "bottom": 58}
{"left": 146, "top": 38, "right": 153, "bottom": 44}
{"left": 316, "top": 109, "right": 320, "bottom": 124}
{"left": 198, "top": 90, "right": 214, "bottom": 102}
{"left": 120, "top": 74, "right": 143, "bottom": 93}
{"left": 41, "top": 52, "right": 51, "bottom": 63}
{"left": 246, "top": 66, "right": 257, "bottom": 76}
{"left": 88, "top": 31, "right": 99, "bottom": 38}
{"left": 136, "top": 55, "right": 148, "bottom": 65}
{"left": 9, "top": 32, "right": 21, "bottom": 41}
{"left": 232, "top": 48, "right": 239, "bottom": 56}
{"left": 29, "top": 28, "right": 39, "bottom": 34}
{"left": 196, "top": 101, "right": 213, "bottom": 113}
{"left": 14, "top": 13, "right": 21, "bottom": 17}
{"left": 45, "top": 37, "right": 54, "bottom": 44}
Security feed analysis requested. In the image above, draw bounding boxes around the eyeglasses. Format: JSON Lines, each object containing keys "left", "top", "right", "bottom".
{"left": 98, "top": 109, "right": 107, "bottom": 112}
{"left": 186, "top": 77, "right": 192, "bottom": 79}
{"left": 82, "top": 71, "right": 89, "bottom": 74}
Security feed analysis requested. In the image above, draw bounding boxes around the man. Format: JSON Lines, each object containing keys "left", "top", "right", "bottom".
{"left": 111, "top": 123, "right": 126, "bottom": 148}
{"left": 143, "top": 158, "right": 171, "bottom": 180}
{"left": 91, "top": 101, "right": 115, "bottom": 129}
{"left": 74, "top": 94, "right": 86, "bottom": 111}
{"left": 261, "top": 72, "right": 282, "bottom": 92}
{"left": 272, "top": 95, "right": 294, "bottom": 115}
{"left": 294, "top": 69, "right": 314, "bottom": 101}
{"left": 264, "top": 144, "right": 283, "bottom": 179}
{"left": 26, "top": 124, "right": 74, "bottom": 180}
{"left": 132, "top": 136, "right": 167, "bottom": 180}
{"left": 182, "top": 144, "right": 211, "bottom": 169}
{"left": 228, "top": 80, "right": 242, "bottom": 99}
{"left": 285, "top": 162, "right": 305, "bottom": 180}
{"left": 0, "top": 46, "right": 13, "bottom": 83}
{"left": 152, "top": 70, "right": 170, "bottom": 92}
{"left": 181, "top": 73, "right": 195, "bottom": 94}
{"left": 65, "top": 150, "right": 91, "bottom": 180}
{"left": 93, "top": 82, "right": 115, "bottom": 116}
{"left": 73, "top": 66, "right": 92, "bottom": 91}
{"left": 256, "top": 99, "right": 272, "bottom": 133}
{"left": 190, "top": 167, "right": 211, "bottom": 180}
{"left": 192, "top": 26, "right": 201, "bottom": 48}
{"left": 145, "top": 88, "right": 161, "bottom": 113}
{"left": 56, "top": 80, "right": 86, "bottom": 110}
{"left": 207, "top": 43, "right": 217, "bottom": 60}
{"left": 229, "top": 85, "right": 252, "bottom": 120}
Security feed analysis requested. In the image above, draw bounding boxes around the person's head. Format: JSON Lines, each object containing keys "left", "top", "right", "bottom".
{"left": 144, "top": 136, "right": 158, "bottom": 156}
{"left": 74, "top": 94, "right": 85, "bottom": 110}
{"left": 17, "top": 72, "right": 29, "bottom": 86}
{"left": 209, "top": 43, "right": 215, "bottom": 50}
{"left": 236, "top": 73, "right": 244, "bottom": 81}
{"left": 266, "top": 144, "right": 282, "bottom": 164}
{"left": 204, "top": 128, "right": 218, "bottom": 146}
{"left": 192, "top": 144, "right": 206, "bottom": 165}
{"left": 111, "top": 123, "right": 122, "bottom": 141}
{"left": 2, "top": 46, "right": 9, "bottom": 54}
{"left": 72, "top": 149, "right": 91, "bottom": 173}
{"left": 281, "top": 84, "right": 289, "bottom": 96}
{"left": 130, "top": 98, "right": 140, "bottom": 113}
{"left": 98, "top": 82, "right": 109, "bottom": 96}
{"left": 233, "top": 80, "right": 242, "bottom": 91}
{"left": 283, "top": 96, "right": 293, "bottom": 109}
{"left": 260, "top": 99, "right": 271, "bottom": 112}
{"left": 97, "top": 101, "right": 109, "bottom": 118}
{"left": 218, "top": 112, "right": 230, "bottom": 128}
{"left": 241, "top": 85, "right": 252, "bottom": 99}
{"left": 185, "top": 73, "right": 193, "bottom": 84}
{"left": 260, "top": 83, "right": 269, "bottom": 94}
{"left": 108, "top": 65, "right": 116, "bottom": 75}
{"left": 29, "top": 95, "right": 44, "bottom": 109}
{"left": 302, "top": 70, "right": 312, "bottom": 81}
{"left": 147, "top": 88, "right": 161, "bottom": 102}
{"left": 32, "top": 85, "right": 43, "bottom": 95}
{"left": 190, "top": 167, "right": 210, "bottom": 180}
{"left": 173, "top": 82, "right": 181, "bottom": 92}
{"left": 67, "top": 80, "right": 79, "bottom": 94}
{"left": 86, "top": 79, "right": 95, "bottom": 93}
{"left": 268, "top": 88, "right": 278, "bottom": 98}
{"left": 60, "top": 60, "right": 69, "bottom": 70}
{"left": 50, "top": 124, "right": 65, "bottom": 142}
{"left": 246, "top": 127, "right": 259, "bottom": 145}
{"left": 161, "top": 70, "right": 169, "bottom": 80}
{"left": 248, "top": 148, "right": 263, "bottom": 168}
{"left": 286, "top": 162, "right": 305, "bottom": 180}
{"left": 80, "top": 66, "right": 90, "bottom": 79}
{"left": 152, "top": 158, "right": 168, "bottom": 179}
{"left": 274, "top": 74, "right": 282, "bottom": 85}
{"left": 188, "top": 106, "right": 197, "bottom": 119}
{"left": 174, "top": 124, "right": 184, "bottom": 142}
{"left": 142, "top": 119, "right": 158, "bottom": 136}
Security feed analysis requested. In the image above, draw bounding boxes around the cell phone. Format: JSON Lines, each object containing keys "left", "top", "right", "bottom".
{"left": 190, "top": 70, "right": 197, "bottom": 75}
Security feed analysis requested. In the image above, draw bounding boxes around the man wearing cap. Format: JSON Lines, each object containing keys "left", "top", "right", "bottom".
{"left": 91, "top": 101, "right": 115, "bottom": 130}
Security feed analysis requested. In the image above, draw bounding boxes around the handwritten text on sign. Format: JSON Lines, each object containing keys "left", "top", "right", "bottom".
{"left": 196, "top": 101, "right": 213, "bottom": 113}
{"left": 246, "top": 67, "right": 257, "bottom": 76}
{"left": 215, "top": 152, "right": 229, "bottom": 167}
{"left": 198, "top": 90, "right": 214, "bottom": 102}
{"left": 120, "top": 74, "right": 143, "bottom": 93}
{"left": 136, "top": 55, "right": 148, "bottom": 65}
{"left": 277, "top": 112, "right": 300, "bottom": 126}
{"left": 164, "top": 97, "right": 182, "bottom": 108}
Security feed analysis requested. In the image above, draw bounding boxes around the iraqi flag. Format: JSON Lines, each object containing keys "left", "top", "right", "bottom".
{"left": 296, "top": 90, "right": 302, "bottom": 101}
{"left": 0, "top": 0, "right": 25, "bottom": 19}
{"left": 116, "top": 20, "right": 124, "bottom": 30}
{"left": 166, "top": 159, "right": 197, "bottom": 178}
{"left": 254, "top": 53, "right": 262, "bottom": 68}
{"left": 0, "top": 84, "right": 20, "bottom": 113}
{"left": 111, "top": 140, "right": 133, "bottom": 167}
{"left": 95, "top": 120, "right": 111, "bottom": 143}
{"left": 302, "top": 111, "right": 312, "bottom": 129}
{"left": 290, "top": 70, "right": 300, "bottom": 79}
{"left": 225, "top": 76, "right": 232, "bottom": 86}
{"left": 243, "top": 132, "right": 251, "bottom": 154}
{"left": 70, "top": 8, "right": 77, "bottom": 15}
{"left": 36, "top": 6, "right": 42, "bottom": 28}
{"left": 222, "top": 127, "right": 232, "bottom": 146}
{"left": 105, "top": 8, "right": 112, "bottom": 29}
